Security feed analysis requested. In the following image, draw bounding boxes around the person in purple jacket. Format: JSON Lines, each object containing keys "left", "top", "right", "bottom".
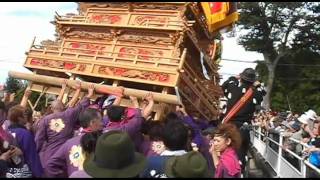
{"left": 7, "top": 105, "right": 43, "bottom": 177}
{"left": 69, "top": 131, "right": 102, "bottom": 178}
{"left": 35, "top": 82, "right": 94, "bottom": 176}
{"left": 169, "top": 105, "right": 215, "bottom": 177}
{"left": 103, "top": 93, "right": 154, "bottom": 150}
{"left": 45, "top": 108, "right": 104, "bottom": 177}
{"left": 139, "top": 121, "right": 166, "bottom": 157}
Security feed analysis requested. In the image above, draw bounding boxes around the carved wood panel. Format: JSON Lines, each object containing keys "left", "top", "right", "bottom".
{"left": 95, "top": 65, "right": 172, "bottom": 84}
{"left": 117, "top": 32, "right": 174, "bottom": 46}
{"left": 57, "top": 11, "right": 183, "bottom": 30}
{"left": 87, "top": 13, "right": 125, "bottom": 25}
{"left": 27, "top": 58, "right": 88, "bottom": 72}
{"left": 128, "top": 14, "right": 181, "bottom": 28}
{"left": 62, "top": 38, "right": 177, "bottom": 65}
{"left": 64, "top": 30, "right": 114, "bottom": 41}
{"left": 64, "top": 41, "right": 112, "bottom": 56}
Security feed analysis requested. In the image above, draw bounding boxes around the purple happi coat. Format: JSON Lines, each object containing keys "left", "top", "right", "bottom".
{"left": 46, "top": 132, "right": 85, "bottom": 177}
{"left": 35, "top": 98, "right": 90, "bottom": 173}
{"left": 103, "top": 108, "right": 143, "bottom": 149}
{"left": 8, "top": 124, "right": 43, "bottom": 177}
{"left": 181, "top": 115, "right": 215, "bottom": 175}
{"left": 69, "top": 170, "right": 92, "bottom": 178}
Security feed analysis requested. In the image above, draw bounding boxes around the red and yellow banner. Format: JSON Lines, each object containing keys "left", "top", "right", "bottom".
{"left": 201, "top": 2, "right": 239, "bottom": 33}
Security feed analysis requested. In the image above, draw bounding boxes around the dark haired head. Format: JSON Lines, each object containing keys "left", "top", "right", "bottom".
{"left": 79, "top": 108, "right": 102, "bottom": 130}
{"left": 163, "top": 121, "right": 188, "bottom": 151}
{"left": 147, "top": 121, "right": 164, "bottom": 141}
{"left": 0, "top": 101, "right": 5, "bottom": 111}
{"left": 8, "top": 105, "right": 26, "bottom": 125}
{"left": 164, "top": 112, "right": 181, "bottom": 125}
{"left": 213, "top": 123, "right": 242, "bottom": 150}
{"left": 24, "top": 108, "right": 33, "bottom": 123}
{"left": 5, "top": 101, "right": 19, "bottom": 113}
{"left": 80, "top": 131, "right": 102, "bottom": 155}
{"left": 107, "top": 105, "right": 126, "bottom": 122}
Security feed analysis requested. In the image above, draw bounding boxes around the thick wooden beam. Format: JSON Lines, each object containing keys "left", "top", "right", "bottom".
{"left": 9, "top": 71, "right": 180, "bottom": 104}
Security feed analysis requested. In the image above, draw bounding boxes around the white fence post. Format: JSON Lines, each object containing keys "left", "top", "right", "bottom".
{"left": 277, "top": 132, "right": 284, "bottom": 177}
{"left": 301, "top": 144, "right": 307, "bottom": 178}
{"left": 250, "top": 123, "right": 320, "bottom": 178}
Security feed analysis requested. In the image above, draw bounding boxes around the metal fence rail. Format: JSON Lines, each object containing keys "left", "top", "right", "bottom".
{"left": 250, "top": 126, "right": 320, "bottom": 178}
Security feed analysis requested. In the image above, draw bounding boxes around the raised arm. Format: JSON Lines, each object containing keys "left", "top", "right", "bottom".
{"left": 67, "top": 81, "right": 81, "bottom": 108}
{"left": 86, "top": 83, "right": 95, "bottom": 99}
{"left": 57, "top": 80, "right": 67, "bottom": 102}
{"left": 67, "top": 83, "right": 95, "bottom": 126}
{"left": 176, "top": 105, "right": 198, "bottom": 129}
{"left": 20, "top": 88, "right": 32, "bottom": 108}
{"left": 141, "top": 92, "right": 154, "bottom": 119}
{"left": 210, "top": 143, "right": 220, "bottom": 168}
{"left": 113, "top": 87, "right": 124, "bottom": 106}
{"left": 129, "top": 96, "right": 139, "bottom": 108}
{"left": 9, "top": 93, "right": 15, "bottom": 103}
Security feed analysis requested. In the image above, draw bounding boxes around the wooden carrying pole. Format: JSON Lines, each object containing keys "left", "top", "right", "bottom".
{"left": 9, "top": 71, "right": 180, "bottom": 105}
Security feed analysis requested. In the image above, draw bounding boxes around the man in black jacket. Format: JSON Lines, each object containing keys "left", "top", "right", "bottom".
{"left": 221, "top": 68, "right": 266, "bottom": 174}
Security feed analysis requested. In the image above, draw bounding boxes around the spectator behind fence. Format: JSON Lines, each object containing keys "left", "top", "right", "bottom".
{"left": 303, "top": 138, "right": 320, "bottom": 167}
{"left": 304, "top": 110, "right": 318, "bottom": 138}
{"left": 210, "top": 123, "right": 242, "bottom": 178}
{"left": 266, "top": 117, "right": 282, "bottom": 152}
{"left": 310, "top": 120, "right": 320, "bottom": 144}
{"left": 292, "top": 115, "right": 310, "bottom": 142}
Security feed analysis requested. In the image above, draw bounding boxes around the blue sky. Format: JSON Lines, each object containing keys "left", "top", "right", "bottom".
{"left": 0, "top": 2, "right": 262, "bottom": 84}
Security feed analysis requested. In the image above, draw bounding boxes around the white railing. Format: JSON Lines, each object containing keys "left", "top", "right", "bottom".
{"left": 250, "top": 126, "right": 320, "bottom": 178}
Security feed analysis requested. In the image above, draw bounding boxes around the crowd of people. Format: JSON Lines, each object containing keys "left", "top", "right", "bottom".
{"left": 252, "top": 109, "right": 320, "bottom": 177}
{"left": 0, "top": 67, "right": 318, "bottom": 178}
{"left": 0, "top": 80, "right": 243, "bottom": 178}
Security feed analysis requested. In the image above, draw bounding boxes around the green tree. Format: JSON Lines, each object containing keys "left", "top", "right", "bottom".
{"left": 4, "top": 76, "right": 23, "bottom": 93}
{"left": 4, "top": 77, "right": 49, "bottom": 111}
{"left": 237, "top": 2, "right": 320, "bottom": 109}
{"left": 256, "top": 49, "right": 320, "bottom": 113}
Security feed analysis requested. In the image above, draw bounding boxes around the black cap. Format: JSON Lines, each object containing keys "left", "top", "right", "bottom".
{"left": 240, "top": 68, "right": 256, "bottom": 83}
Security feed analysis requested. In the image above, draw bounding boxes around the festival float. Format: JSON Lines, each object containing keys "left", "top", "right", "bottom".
{"left": 9, "top": 2, "right": 238, "bottom": 120}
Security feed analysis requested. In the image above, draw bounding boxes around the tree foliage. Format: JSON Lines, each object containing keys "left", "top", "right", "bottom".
{"left": 237, "top": 2, "right": 320, "bottom": 109}
{"left": 256, "top": 50, "right": 320, "bottom": 113}
{"left": 4, "top": 77, "right": 49, "bottom": 112}
{"left": 4, "top": 77, "right": 23, "bottom": 94}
